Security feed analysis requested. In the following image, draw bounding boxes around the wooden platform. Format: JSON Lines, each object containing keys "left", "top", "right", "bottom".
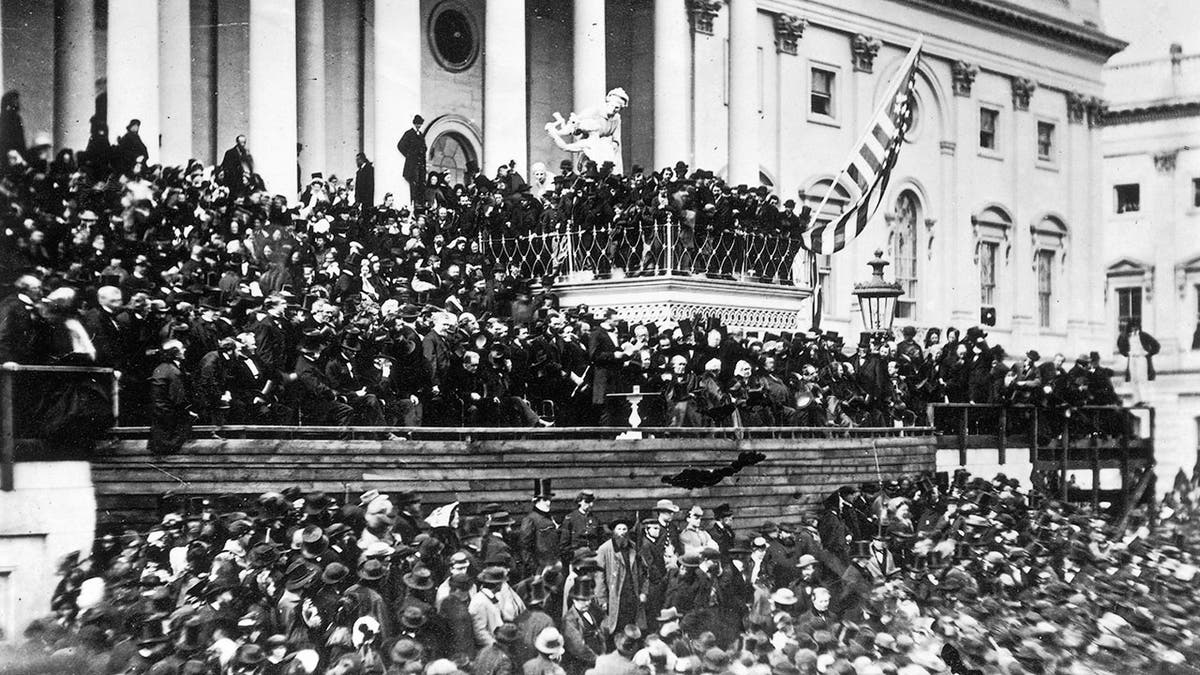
{"left": 90, "top": 427, "right": 937, "bottom": 531}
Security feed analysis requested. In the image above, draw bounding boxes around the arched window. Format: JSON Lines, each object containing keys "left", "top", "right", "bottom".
{"left": 891, "top": 191, "right": 920, "bottom": 319}
{"left": 427, "top": 132, "right": 477, "bottom": 187}
{"left": 973, "top": 205, "right": 1012, "bottom": 318}
{"left": 1031, "top": 216, "right": 1067, "bottom": 329}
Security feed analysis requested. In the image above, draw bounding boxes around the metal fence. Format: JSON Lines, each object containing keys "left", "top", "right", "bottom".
{"left": 482, "top": 223, "right": 812, "bottom": 286}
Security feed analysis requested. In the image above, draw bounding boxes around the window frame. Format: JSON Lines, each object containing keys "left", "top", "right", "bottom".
{"left": 1115, "top": 286, "right": 1143, "bottom": 335}
{"left": 977, "top": 104, "right": 1004, "bottom": 161}
{"left": 1035, "top": 118, "right": 1059, "bottom": 170}
{"left": 1035, "top": 248, "right": 1056, "bottom": 329}
{"left": 1114, "top": 183, "right": 1141, "bottom": 214}
{"left": 806, "top": 61, "right": 842, "bottom": 128}
{"left": 891, "top": 192, "right": 921, "bottom": 321}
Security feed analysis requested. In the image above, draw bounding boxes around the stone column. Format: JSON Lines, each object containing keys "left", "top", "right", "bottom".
{"left": 573, "top": 0, "right": 606, "bottom": 113}
{"left": 1009, "top": 76, "right": 1037, "bottom": 339}
{"left": 653, "top": 0, "right": 690, "bottom": 170}
{"left": 297, "top": 0, "right": 326, "bottom": 182}
{"left": 159, "top": 0, "right": 192, "bottom": 166}
{"left": 107, "top": 0, "right": 160, "bottom": 163}
{"left": 373, "top": 0, "right": 422, "bottom": 205}
{"left": 53, "top": 0, "right": 95, "bottom": 151}
{"left": 484, "top": 0, "right": 527, "bottom": 176}
{"left": 949, "top": 68, "right": 977, "bottom": 327}
{"left": 726, "top": 0, "right": 757, "bottom": 185}
{"left": 248, "top": 0, "right": 298, "bottom": 196}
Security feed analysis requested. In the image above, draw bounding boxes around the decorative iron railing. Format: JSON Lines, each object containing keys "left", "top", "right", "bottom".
{"left": 482, "top": 223, "right": 813, "bottom": 286}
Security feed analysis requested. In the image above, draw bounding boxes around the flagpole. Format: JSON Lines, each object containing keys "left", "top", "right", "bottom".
{"left": 803, "top": 36, "right": 924, "bottom": 245}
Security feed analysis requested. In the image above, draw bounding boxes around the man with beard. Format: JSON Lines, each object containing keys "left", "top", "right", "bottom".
{"left": 595, "top": 516, "right": 646, "bottom": 640}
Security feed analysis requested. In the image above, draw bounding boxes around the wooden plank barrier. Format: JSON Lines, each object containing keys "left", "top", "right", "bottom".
{"left": 90, "top": 435, "right": 937, "bottom": 532}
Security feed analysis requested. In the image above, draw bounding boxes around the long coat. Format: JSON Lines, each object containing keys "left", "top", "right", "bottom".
{"left": 397, "top": 127, "right": 427, "bottom": 184}
{"left": 149, "top": 360, "right": 191, "bottom": 454}
{"left": 586, "top": 326, "right": 625, "bottom": 405}
{"left": 594, "top": 537, "right": 646, "bottom": 635}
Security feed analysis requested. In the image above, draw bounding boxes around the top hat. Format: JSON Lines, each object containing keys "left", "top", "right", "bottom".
{"left": 532, "top": 479, "right": 554, "bottom": 500}
{"left": 850, "top": 540, "right": 873, "bottom": 560}
{"left": 569, "top": 576, "right": 596, "bottom": 600}
{"left": 712, "top": 503, "right": 733, "bottom": 519}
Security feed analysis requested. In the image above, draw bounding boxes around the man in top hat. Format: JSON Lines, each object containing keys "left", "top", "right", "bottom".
{"left": 393, "top": 490, "right": 425, "bottom": 542}
{"left": 397, "top": 114, "right": 428, "bottom": 205}
{"left": 705, "top": 504, "right": 736, "bottom": 558}
{"left": 520, "top": 479, "right": 560, "bottom": 577}
{"left": 559, "top": 490, "right": 601, "bottom": 565}
{"left": 595, "top": 515, "right": 646, "bottom": 638}
{"left": 562, "top": 576, "right": 604, "bottom": 675}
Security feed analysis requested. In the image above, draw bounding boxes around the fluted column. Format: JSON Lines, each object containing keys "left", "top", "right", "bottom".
{"left": 573, "top": 0, "right": 607, "bottom": 113}
{"left": 484, "top": 0, "right": 527, "bottom": 176}
{"left": 373, "top": 0, "right": 422, "bottom": 205}
{"left": 248, "top": 0, "right": 298, "bottom": 196}
{"left": 653, "top": 0, "right": 690, "bottom": 170}
{"left": 726, "top": 0, "right": 757, "bottom": 184}
{"left": 159, "top": 0, "right": 192, "bottom": 166}
{"left": 297, "top": 0, "right": 326, "bottom": 181}
{"left": 53, "top": 0, "right": 95, "bottom": 152}
{"left": 107, "top": 0, "right": 160, "bottom": 162}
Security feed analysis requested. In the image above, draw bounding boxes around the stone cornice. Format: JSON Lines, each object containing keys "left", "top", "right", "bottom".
{"left": 1105, "top": 100, "right": 1200, "bottom": 126}
{"left": 901, "top": 0, "right": 1127, "bottom": 58}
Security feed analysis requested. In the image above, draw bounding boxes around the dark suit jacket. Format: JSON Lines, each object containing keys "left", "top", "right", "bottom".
{"left": 423, "top": 331, "right": 452, "bottom": 388}
{"left": 252, "top": 315, "right": 290, "bottom": 376}
{"left": 397, "top": 128, "right": 427, "bottom": 183}
{"left": 438, "top": 593, "right": 477, "bottom": 661}
{"left": 218, "top": 145, "right": 248, "bottom": 186}
{"left": 586, "top": 326, "right": 625, "bottom": 405}
{"left": 0, "top": 294, "right": 41, "bottom": 363}
{"left": 356, "top": 161, "right": 375, "bottom": 207}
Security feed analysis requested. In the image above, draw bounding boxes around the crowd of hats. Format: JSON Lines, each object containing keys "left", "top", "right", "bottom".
{"left": 6, "top": 468, "right": 1200, "bottom": 675}
{"left": 1, "top": 132, "right": 1122, "bottom": 433}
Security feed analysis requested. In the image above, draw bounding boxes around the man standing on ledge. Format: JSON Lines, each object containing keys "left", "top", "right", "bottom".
{"left": 397, "top": 114, "right": 427, "bottom": 208}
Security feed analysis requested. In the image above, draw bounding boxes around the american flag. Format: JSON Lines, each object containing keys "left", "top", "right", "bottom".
{"left": 800, "top": 37, "right": 923, "bottom": 256}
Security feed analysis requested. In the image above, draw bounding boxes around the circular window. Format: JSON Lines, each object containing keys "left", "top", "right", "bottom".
{"left": 429, "top": 4, "right": 478, "bottom": 72}
{"left": 428, "top": 132, "right": 477, "bottom": 187}
{"left": 903, "top": 91, "right": 922, "bottom": 142}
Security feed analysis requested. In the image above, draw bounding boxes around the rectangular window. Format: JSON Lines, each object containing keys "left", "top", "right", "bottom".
{"left": 1116, "top": 287, "right": 1142, "bottom": 334}
{"left": 1115, "top": 184, "right": 1140, "bottom": 213}
{"left": 980, "top": 241, "right": 998, "bottom": 307}
{"left": 818, "top": 254, "right": 833, "bottom": 315}
{"left": 811, "top": 68, "right": 834, "bottom": 117}
{"left": 1193, "top": 178, "right": 1200, "bottom": 208}
{"left": 1036, "top": 249, "right": 1055, "bottom": 328}
{"left": 980, "top": 108, "right": 998, "bottom": 149}
{"left": 1037, "top": 121, "right": 1055, "bottom": 160}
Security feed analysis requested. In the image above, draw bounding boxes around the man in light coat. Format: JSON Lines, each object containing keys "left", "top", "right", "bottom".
{"left": 594, "top": 516, "right": 646, "bottom": 638}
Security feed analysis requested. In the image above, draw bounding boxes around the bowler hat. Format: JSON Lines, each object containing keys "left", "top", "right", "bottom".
{"left": 399, "top": 605, "right": 428, "bottom": 630}
{"left": 285, "top": 559, "right": 320, "bottom": 591}
{"left": 322, "top": 562, "right": 350, "bottom": 586}
{"left": 357, "top": 559, "right": 386, "bottom": 581}
{"left": 494, "top": 623, "right": 521, "bottom": 645}
{"left": 403, "top": 566, "right": 435, "bottom": 591}
{"left": 478, "top": 566, "right": 507, "bottom": 585}
{"left": 534, "top": 627, "right": 565, "bottom": 656}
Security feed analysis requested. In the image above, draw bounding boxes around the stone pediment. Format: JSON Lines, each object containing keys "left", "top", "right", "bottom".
{"left": 1105, "top": 257, "right": 1152, "bottom": 278}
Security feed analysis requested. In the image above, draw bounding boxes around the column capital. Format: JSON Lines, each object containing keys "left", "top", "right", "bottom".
{"left": 1086, "top": 96, "right": 1108, "bottom": 128}
{"left": 687, "top": 0, "right": 724, "bottom": 36}
{"left": 939, "top": 140, "right": 956, "bottom": 156}
{"left": 773, "top": 13, "right": 806, "bottom": 55}
{"left": 1153, "top": 149, "right": 1178, "bottom": 173}
{"left": 1066, "top": 91, "right": 1087, "bottom": 124}
{"left": 951, "top": 60, "right": 978, "bottom": 97}
{"left": 851, "top": 34, "right": 881, "bottom": 73}
{"left": 1010, "top": 76, "right": 1037, "bottom": 111}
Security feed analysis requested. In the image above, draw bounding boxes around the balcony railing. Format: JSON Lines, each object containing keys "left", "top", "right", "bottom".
{"left": 482, "top": 223, "right": 813, "bottom": 287}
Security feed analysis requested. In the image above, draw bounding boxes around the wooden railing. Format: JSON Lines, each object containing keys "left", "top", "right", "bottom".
{"left": 927, "top": 402, "right": 1155, "bottom": 511}
{"left": 0, "top": 363, "right": 119, "bottom": 491}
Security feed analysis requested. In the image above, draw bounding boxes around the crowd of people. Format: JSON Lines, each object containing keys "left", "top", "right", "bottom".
{"left": 7, "top": 468, "right": 1200, "bottom": 675}
{"left": 0, "top": 118, "right": 1131, "bottom": 443}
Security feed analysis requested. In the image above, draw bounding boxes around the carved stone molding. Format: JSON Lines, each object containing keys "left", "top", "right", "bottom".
{"left": 851, "top": 34, "right": 882, "bottom": 73}
{"left": 939, "top": 140, "right": 957, "bottom": 156}
{"left": 773, "top": 13, "right": 807, "bottom": 55}
{"left": 1011, "top": 76, "right": 1037, "bottom": 111}
{"left": 687, "top": 0, "right": 724, "bottom": 36}
{"left": 1066, "top": 91, "right": 1087, "bottom": 124}
{"left": 951, "top": 61, "right": 979, "bottom": 97}
{"left": 1086, "top": 97, "right": 1108, "bottom": 128}
{"left": 1154, "top": 149, "right": 1178, "bottom": 173}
